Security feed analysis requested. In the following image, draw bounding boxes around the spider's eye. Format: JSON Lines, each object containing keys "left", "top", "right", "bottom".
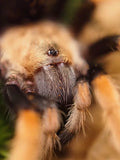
{"left": 47, "top": 48, "right": 59, "bottom": 56}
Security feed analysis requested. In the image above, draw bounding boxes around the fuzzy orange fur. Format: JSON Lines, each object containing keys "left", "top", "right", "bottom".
{"left": 8, "top": 110, "right": 43, "bottom": 160}
{"left": 0, "top": 21, "right": 87, "bottom": 77}
{"left": 92, "top": 75, "right": 120, "bottom": 150}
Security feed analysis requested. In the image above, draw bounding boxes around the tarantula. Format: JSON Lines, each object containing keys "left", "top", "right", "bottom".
{"left": 0, "top": 0, "right": 120, "bottom": 160}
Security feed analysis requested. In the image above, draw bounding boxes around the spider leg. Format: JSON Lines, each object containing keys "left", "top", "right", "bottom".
{"left": 5, "top": 84, "right": 42, "bottom": 160}
{"left": 5, "top": 84, "right": 61, "bottom": 160}
{"left": 89, "top": 65, "right": 120, "bottom": 151}
{"left": 59, "top": 79, "right": 91, "bottom": 145}
{"left": 86, "top": 35, "right": 120, "bottom": 62}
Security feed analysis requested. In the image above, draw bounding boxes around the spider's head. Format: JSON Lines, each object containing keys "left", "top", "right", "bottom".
{"left": 22, "top": 37, "right": 79, "bottom": 73}
{"left": 0, "top": 21, "right": 88, "bottom": 107}
{"left": 24, "top": 38, "right": 78, "bottom": 106}
{"left": 19, "top": 28, "right": 88, "bottom": 105}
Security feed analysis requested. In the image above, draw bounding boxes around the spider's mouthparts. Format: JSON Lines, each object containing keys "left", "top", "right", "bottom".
{"left": 42, "top": 62, "right": 66, "bottom": 71}
{"left": 34, "top": 62, "right": 76, "bottom": 106}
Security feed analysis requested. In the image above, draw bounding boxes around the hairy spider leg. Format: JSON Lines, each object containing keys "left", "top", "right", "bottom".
{"left": 89, "top": 65, "right": 120, "bottom": 151}
{"left": 59, "top": 79, "right": 91, "bottom": 145}
{"left": 5, "top": 84, "right": 61, "bottom": 160}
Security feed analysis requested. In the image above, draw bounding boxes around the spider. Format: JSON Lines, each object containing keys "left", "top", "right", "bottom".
{"left": 0, "top": 0, "right": 120, "bottom": 160}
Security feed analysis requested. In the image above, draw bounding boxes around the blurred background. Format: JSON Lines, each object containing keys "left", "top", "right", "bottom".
{"left": 0, "top": 0, "right": 120, "bottom": 160}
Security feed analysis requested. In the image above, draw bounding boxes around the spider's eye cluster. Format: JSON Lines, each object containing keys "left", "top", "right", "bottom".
{"left": 47, "top": 48, "right": 59, "bottom": 56}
